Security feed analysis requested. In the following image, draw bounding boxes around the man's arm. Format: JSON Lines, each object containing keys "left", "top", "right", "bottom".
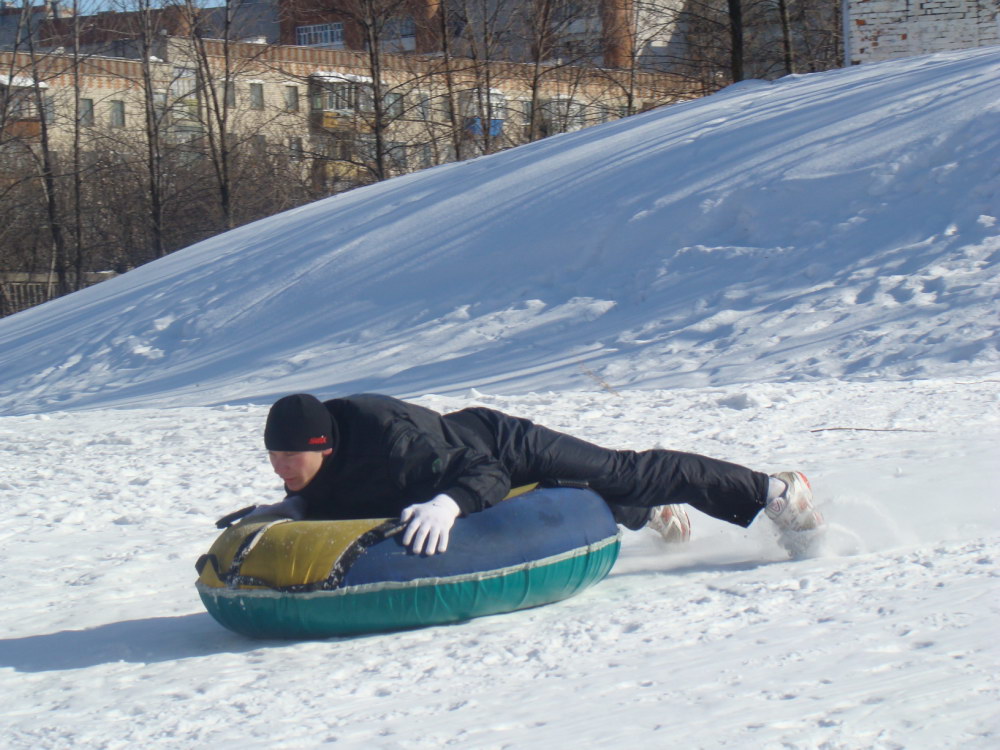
{"left": 386, "top": 424, "right": 511, "bottom": 515}
{"left": 387, "top": 427, "right": 510, "bottom": 555}
{"left": 330, "top": 394, "right": 512, "bottom": 556}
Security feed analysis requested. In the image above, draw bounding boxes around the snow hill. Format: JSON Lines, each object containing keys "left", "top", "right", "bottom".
{"left": 0, "top": 47, "right": 998, "bottom": 413}
{"left": 0, "top": 47, "right": 998, "bottom": 749}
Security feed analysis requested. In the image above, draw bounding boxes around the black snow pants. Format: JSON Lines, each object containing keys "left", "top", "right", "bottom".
{"left": 445, "top": 407, "right": 770, "bottom": 531}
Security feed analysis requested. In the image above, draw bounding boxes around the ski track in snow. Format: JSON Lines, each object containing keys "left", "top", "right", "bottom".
{"left": 1, "top": 380, "right": 998, "bottom": 748}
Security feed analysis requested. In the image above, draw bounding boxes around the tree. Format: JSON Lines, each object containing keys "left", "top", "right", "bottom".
{"left": 19, "top": 0, "right": 71, "bottom": 296}
{"left": 727, "top": 0, "right": 743, "bottom": 81}
{"left": 690, "top": 0, "right": 840, "bottom": 85}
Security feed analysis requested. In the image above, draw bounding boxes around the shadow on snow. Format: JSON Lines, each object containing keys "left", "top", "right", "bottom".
{"left": 0, "top": 613, "right": 277, "bottom": 672}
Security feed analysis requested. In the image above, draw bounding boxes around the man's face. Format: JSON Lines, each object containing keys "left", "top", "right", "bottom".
{"left": 269, "top": 449, "right": 332, "bottom": 491}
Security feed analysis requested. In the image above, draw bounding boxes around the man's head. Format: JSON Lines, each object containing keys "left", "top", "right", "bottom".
{"left": 265, "top": 393, "right": 333, "bottom": 451}
{"left": 264, "top": 394, "right": 335, "bottom": 491}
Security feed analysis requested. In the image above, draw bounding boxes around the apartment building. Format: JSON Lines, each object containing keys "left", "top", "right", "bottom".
{"left": 2, "top": 34, "right": 692, "bottom": 189}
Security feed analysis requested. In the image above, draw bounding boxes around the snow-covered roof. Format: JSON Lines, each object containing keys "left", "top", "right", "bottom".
{"left": 0, "top": 73, "right": 48, "bottom": 89}
{"left": 311, "top": 71, "right": 374, "bottom": 84}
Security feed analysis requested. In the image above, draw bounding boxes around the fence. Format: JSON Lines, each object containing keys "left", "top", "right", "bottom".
{"left": 0, "top": 271, "right": 116, "bottom": 317}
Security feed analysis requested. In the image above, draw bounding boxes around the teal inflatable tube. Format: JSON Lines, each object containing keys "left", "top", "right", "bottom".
{"left": 197, "top": 487, "right": 621, "bottom": 639}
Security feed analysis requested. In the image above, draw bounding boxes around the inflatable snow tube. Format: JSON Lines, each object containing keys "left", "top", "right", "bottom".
{"left": 196, "top": 486, "right": 621, "bottom": 639}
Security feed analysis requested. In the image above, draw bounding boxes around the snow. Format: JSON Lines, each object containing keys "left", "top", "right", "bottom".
{"left": 1, "top": 47, "right": 999, "bottom": 748}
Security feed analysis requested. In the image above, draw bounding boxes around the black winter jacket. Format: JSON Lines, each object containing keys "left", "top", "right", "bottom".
{"left": 295, "top": 394, "right": 511, "bottom": 519}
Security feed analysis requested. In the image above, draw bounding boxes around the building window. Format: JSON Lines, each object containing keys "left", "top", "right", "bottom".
{"left": 437, "top": 94, "right": 453, "bottom": 122}
{"left": 356, "top": 133, "right": 378, "bottom": 162}
{"left": 284, "top": 85, "right": 299, "bottom": 112}
{"left": 385, "top": 17, "right": 416, "bottom": 39}
{"left": 224, "top": 81, "right": 236, "bottom": 108}
{"left": 79, "top": 97, "right": 94, "bottom": 126}
{"left": 152, "top": 90, "right": 168, "bottom": 121}
{"left": 172, "top": 67, "right": 197, "bottom": 100}
{"left": 518, "top": 99, "right": 533, "bottom": 126}
{"left": 567, "top": 99, "right": 588, "bottom": 130}
{"left": 41, "top": 95, "right": 55, "bottom": 124}
{"left": 384, "top": 92, "right": 403, "bottom": 119}
{"left": 313, "top": 81, "right": 362, "bottom": 112}
{"left": 460, "top": 89, "right": 505, "bottom": 137}
{"left": 386, "top": 141, "right": 408, "bottom": 173}
{"left": 543, "top": 97, "right": 586, "bottom": 133}
{"left": 418, "top": 142, "right": 433, "bottom": 169}
{"left": 109, "top": 100, "right": 125, "bottom": 128}
{"left": 320, "top": 133, "right": 352, "bottom": 161}
{"left": 381, "top": 16, "right": 416, "bottom": 51}
{"left": 1, "top": 88, "right": 16, "bottom": 117}
{"left": 249, "top": 83, "right": 264, "bottom": 110}
{"left": 464, "top": 117, "right": 503, "bottom": 137}
{"left": 289, "top": 136, "right": 304, "bottom": 160}
{"left": 460, "top": 88, "right": 506, "bottom": 120}
{"left": 170, "top": 124, "right": 204, "bottom": 149}
{"left": 296, "top": 23, "right": 344, "bottom": 48}
{"left": 415, "top": 92, "right": 431, "bottom": 121}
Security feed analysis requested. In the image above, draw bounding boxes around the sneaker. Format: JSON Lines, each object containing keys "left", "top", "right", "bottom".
{"left": 766, "top": 471, "right": 824, "bottom": 531}
{"left": 647, "top": 504, "right": 692, "bottom": 543}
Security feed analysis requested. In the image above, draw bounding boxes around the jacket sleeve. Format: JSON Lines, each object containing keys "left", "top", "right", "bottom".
{"left": 385, "top": 422, "right": 511, "bottom": 515}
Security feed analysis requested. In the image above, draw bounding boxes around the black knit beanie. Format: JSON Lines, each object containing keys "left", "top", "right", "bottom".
{"left": 264, "top": 394, "right": 335, "bottom": 451}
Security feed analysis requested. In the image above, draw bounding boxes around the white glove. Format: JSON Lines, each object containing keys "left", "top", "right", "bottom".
{"left": 245, "top": 495, "right": 307, "bottom": 521}
{"left": 400, "top": 494, "right": 461, "bottom": 555}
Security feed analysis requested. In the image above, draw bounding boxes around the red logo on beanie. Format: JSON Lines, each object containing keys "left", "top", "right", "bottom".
{"left": 308, "top": 436, "right": 328, "bottom": 445}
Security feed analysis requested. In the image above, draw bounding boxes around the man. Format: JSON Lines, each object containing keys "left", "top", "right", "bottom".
{"left": 255, "top": 393, "right": 823, "bottom": 555}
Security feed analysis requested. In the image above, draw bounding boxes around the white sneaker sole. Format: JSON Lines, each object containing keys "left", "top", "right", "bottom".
{"left": 767, "top": 471, "right": 824, "bottom": 532}
{"left": 648, "top": 504, "right": 692, "bottom": 543}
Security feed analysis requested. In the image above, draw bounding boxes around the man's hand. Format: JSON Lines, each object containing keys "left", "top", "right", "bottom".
{"left": 400, "top": 494, "right": 461, "bottom": 555}
{"left": 245, "top": 495, "right": 307, "bottom": 521}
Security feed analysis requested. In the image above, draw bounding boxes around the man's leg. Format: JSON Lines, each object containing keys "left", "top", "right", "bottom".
{"left": 605, "top": 502, "right": 653, "bottom": 531}
{"left": 464, "top": 408, "right": 770, "bottom": 528}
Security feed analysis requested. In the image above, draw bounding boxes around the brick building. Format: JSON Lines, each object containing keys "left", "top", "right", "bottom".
{"left": 846, "top": 0, "right": 999, "bottom": 65}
